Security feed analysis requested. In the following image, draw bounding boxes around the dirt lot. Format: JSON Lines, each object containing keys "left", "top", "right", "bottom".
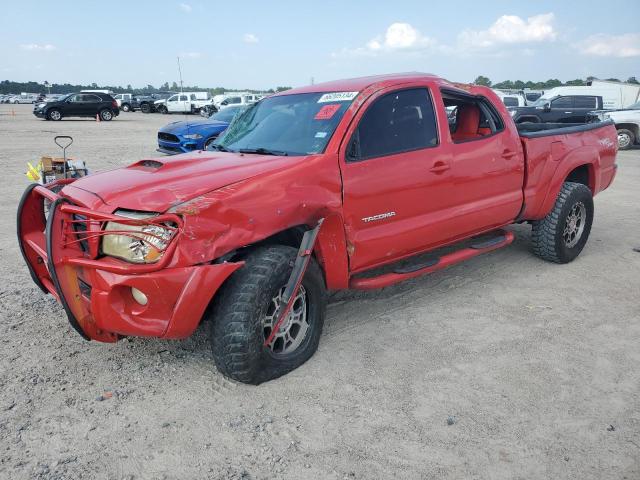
{"left": 0, "top": 104, "right": 638, "bottom": 480}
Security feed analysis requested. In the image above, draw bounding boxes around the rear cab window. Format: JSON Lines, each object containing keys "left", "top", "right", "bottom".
{"left": 441, "top": 90, "right": 504, "bottom": 143}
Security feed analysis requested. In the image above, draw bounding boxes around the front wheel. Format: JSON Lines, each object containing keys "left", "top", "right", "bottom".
{"left": 531, "top": 182, "right": 594, "bottom": 263}
{"left": 209, "top": 245, "right": 327, "bottom": 384}
{"left": 47, "top": 109, "right": 62, "bottom": 121}
{"left": 140, "top": 103, "right": 151, "bottom": 114}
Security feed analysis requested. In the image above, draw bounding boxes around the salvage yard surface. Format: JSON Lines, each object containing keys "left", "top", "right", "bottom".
{"left": 0, "top": 104, "right": 638, "bottom": 480}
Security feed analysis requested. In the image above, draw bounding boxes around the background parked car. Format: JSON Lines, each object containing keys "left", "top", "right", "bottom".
{"left": 10, "top": 93, "right": 39, "bottom": 104}
{"left": 136, "top": 92, "right": 176, "bottom": 113}
{"left": 33, "top": 92, "right": 119, "bottom": 121}
{"left": 509, "top": 95, "right": 605, "bottom": 124}
{"left": 217, "top": 93, "right": 264, "bottom": 110}
{"left": 154, "top": 92, "right": 211, "bottom": 114}
{"left": 157, "top": 105, "right": 245, "bottom": 154}
{"left": 587, "top": 100, "right": 640, "bottom": 150}
{"left": 113, "top": 93, "right": 135, "bottom": 112}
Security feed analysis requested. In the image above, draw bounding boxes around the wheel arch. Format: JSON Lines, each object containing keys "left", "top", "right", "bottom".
{"left": 218, "top": 215, "right": 350, "bottom": 291}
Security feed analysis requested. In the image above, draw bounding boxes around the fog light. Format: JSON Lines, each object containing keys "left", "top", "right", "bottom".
{"left": 131, "top": 287, "right": 148, "bottom": 306}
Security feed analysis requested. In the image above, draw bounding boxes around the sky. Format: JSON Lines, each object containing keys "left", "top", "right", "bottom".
{"left": 0, "top": 0, "right": 638, "bottom": 90}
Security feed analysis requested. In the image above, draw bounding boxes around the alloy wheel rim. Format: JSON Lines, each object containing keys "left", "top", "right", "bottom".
{"left": 50, "top": 111, "right": 60, "bottom": 120}
{"left": 563, "top": 202, "right": 586, "bottom": 248}
{"left": 263, "top": 285, "right": 309, "bottom": 355}
{"left": 103, "top": 111, "right": 112, "bottom": 120}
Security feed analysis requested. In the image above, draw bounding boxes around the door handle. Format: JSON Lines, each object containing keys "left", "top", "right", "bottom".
{"left": 429, "top": 161, "right": 450, "bottom": 173}
{"left": 502, "top": 149, "right": 518, "bottom": 159}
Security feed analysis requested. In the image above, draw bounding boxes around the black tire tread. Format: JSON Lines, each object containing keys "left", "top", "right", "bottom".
{"left": 531, "top": 181, "right": 592, "bottom": 263}
{"left": 209, "top": 245, "right": 325, "bottom": 384}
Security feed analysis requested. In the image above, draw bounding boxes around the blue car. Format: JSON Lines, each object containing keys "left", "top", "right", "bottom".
{"left": 156, "top": 106, "right": 244, "bottom": 154}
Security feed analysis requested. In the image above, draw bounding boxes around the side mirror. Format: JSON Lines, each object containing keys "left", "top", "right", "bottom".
{"left": 543, "top": 102, "right": 551, "bottom": 112}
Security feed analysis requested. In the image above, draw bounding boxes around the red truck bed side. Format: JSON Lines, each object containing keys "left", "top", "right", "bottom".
{"left": 517, "top": 122, "right": 618, "bottom": 220}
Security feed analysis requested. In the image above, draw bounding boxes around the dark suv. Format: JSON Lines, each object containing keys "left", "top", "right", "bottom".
{"left": 33, "top": 93, "right": 119, "bottom": 121}
{"left": 509, "top": 95, "right": 603, "bottom": 124}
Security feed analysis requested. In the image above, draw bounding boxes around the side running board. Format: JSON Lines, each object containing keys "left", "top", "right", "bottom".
{"left": 350, "top": 230, "right": 514, "bottom": 290}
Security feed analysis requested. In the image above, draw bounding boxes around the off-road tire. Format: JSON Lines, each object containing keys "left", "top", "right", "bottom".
{"left": 209, "top": 245, "right": 326, "bottom": 384}
{"left": 617, "top": 128, "right": 635, "bottom": 150}
{"left": 140, "top": 103, "right": 151, "bottom": 114}
{"left": 99, "top": 109, "right": 113, "bottom": 121}
{"left": 531, "top": 181, "right": 594, "bottom": 263}
{"left": 158, "top": 105, "right": 168, "bottom": 114}
{"left": 47, "top": 109, "right": 62, "bottom": 121}
{"left": 121, "top": 103, "right": 131, "bottom": 112}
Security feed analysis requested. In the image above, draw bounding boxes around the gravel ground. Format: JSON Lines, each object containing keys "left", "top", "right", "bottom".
{"left": 0, "top": 104, "right": 638, "bottom": 480}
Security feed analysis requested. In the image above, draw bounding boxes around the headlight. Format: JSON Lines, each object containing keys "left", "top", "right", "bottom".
{"left": 183, "top": 133, "right": 203, "bottom": 139}
{"left": 102, "top": 210, "right": 176, "bottom": 263}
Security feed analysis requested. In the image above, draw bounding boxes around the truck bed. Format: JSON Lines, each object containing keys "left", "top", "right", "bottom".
{"left": 517, "top": 120, "right": 618, "bottom": 221}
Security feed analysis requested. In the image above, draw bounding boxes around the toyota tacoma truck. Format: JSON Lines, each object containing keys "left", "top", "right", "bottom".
{"left": 17, "top": 73, "right": 618, "bottom": 384}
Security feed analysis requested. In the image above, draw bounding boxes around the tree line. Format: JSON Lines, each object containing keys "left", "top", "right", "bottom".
{"left": 0, "top": 80, "right": 291, "bottom": 95}
{"left": 473, "top": 75, "right": 639, "bottom": 90}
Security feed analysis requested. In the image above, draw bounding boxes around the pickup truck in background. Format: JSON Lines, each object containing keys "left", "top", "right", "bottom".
{"left": 509, "top": 94, "right": 604, "bottom": 124}
{"left": 113, "top": 93, "right": 135, "bottom": 112}
{"left": 155, "top": 92, "right": 211, "bottom": 114}
{"left": 135, "top": 92, "right": 176, "bottom": 113}
{"left": 18, "top": 73, "right": 618, "bottom": 385}
{"left": 587, "top": 100, "right": 640, "bottom": 150}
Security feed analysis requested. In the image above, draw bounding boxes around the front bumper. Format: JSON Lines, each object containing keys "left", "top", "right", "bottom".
{"left": 157, "top": 136, "right": 200, "bottom": 155}
{"left": 17, "top": 183, "right": 242, "bottom": 342}
{"left": 33, "top": 110, "right": 46, "bottom": 118}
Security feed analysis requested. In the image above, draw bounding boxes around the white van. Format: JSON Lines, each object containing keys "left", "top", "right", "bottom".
{"left": 492, "top": 89, "right": 526, "bottom": 107}
{"left": 536, "top": 84, "right": 640, "bottom": 110}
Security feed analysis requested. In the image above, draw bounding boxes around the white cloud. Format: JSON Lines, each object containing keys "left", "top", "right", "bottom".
{"left": 20, "top": 43, "right": 56, "bottom": 51}
{"left": 578, "top": 33, "right": 640, "bottom": 58}
{"left": 243, "top": 33, "right": 259, "bottom": 44}
{"left": 333, "top": 22, "right": 436, "bottom": 57}
{"left": 180, "top": 52, "right": 201, "bottom": 58}
{"left": 458, "top": 13, "right": 556, "bottom": 48}
{"left": 179, "top": 3, "right": 192, "bottom": 13}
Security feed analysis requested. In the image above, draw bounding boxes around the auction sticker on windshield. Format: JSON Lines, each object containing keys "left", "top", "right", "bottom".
{"left": 317, "top": 92, "right": 359, "bottom": 103}
{"left": 314, "top": 104, "right": 342, "bottom": 120}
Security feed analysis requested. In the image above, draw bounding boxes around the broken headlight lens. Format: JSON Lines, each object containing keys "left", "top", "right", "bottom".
{"left": 102, "top": 210, "right": 175, "bottom": 263}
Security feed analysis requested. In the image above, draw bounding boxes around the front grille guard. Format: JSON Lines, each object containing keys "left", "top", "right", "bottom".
{"left": 35, "top": 185, "right": 184, "bottom": 274}
{"left": 18, "top": 182, "right": 185, "bottom": 341}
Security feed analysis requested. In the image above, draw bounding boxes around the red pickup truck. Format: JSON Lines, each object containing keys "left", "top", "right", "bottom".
{"left": 18, "top": 73, "right": 618, "bottom": 384}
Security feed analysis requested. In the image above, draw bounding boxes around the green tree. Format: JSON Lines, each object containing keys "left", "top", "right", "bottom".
{"left": 626, "top": 76, "right": 639, "bottom": 84}
{"left": 473, "top": 75, "right": 492, "bottom": 87}
{"left": 565, "top": 79, "right": 585, "bottom": 86}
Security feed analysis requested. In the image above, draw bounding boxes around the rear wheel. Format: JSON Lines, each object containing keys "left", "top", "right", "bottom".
{"left": 47, "top": 109, "right": 62, "bottom": 121}
{"left": 617, "top": 128, "right": 635, "bottom": 150}
{"left": 140, "top": 103, "right": 151, "bottom": 114}
{"left": 99, "top": 109, "right": 113, "bottom": 121}
{"left": 209, "top": 245, "right": 326, "bottom": 384}
{"left": 121, "top": 103, "right": 131, "bottom": 112}
{"left": 531, "top": 182, "right": 594, "bottom": 263}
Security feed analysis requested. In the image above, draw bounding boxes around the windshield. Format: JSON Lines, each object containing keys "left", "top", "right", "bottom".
{"left": 213, "top": 92, "right": 355, "bottom": 156}
{"left": 210, "top": 106, "right": 244, "bottom": 123}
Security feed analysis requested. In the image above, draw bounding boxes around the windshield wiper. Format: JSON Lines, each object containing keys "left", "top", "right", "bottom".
{"left": 238, "top": 147, "right": 288, "bottom": 156}
{"left": 207, "top": 143, "right": 230, "bottom": 152}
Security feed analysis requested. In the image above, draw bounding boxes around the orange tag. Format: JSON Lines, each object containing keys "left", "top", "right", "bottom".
{"left": 314, "top": 104, "right": 341, "bottom": 120}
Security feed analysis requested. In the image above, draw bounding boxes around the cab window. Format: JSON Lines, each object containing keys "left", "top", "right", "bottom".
{"left": 551, "top": 96, "right": 572, "bottom": 108}
{"left": 442, "top": 91, "right": 504, "bottom": 143}
{"left": 347, "top": 88, "right": 438, "bottom": 162}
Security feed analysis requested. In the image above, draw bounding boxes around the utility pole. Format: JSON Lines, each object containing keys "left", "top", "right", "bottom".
{"left": 177, "top": 56, "right": 184, "bottom": 94}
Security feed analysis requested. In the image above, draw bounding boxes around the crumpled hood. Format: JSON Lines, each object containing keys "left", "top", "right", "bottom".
{"left": 63, "top": 151, "right": 301, "bottom": 212}
{"left": 160, "top": 119, "right": 229, "bottom": 134}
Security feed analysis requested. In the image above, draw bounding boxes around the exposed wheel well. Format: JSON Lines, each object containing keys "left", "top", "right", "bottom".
{"left": 219, "top": 226, "right": 307, "bottom": 263}
{"left": 566, "top": 164, "right": 593, "bottom": 191}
